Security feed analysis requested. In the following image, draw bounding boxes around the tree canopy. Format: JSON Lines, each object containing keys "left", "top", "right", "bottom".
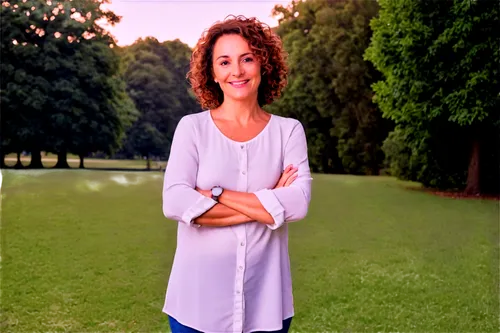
{"left": 269, "top": 0, "right": 391, "bottom": 175}
{"left": 116, "top": 37, "right": 199, "bottom": 164}
{"left": 365, "top": 0, "right": 499, "bottom": 194}
{"left": 1, "top": 0, "right": 137, "bottom": 168}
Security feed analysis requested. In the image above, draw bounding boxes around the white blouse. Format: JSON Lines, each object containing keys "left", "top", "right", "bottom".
{"left": 162, "top": 110, "right": 313, "bottom": 333}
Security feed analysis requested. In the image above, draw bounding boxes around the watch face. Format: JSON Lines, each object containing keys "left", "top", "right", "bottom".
{"left": 212, "top": 187, "right": 223, "bottom": 196}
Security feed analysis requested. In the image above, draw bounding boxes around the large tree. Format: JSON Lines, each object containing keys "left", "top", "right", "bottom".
{"left": 1, "top": 0, "right": 50, "bottom": 168}
{"left": 365, "top": 0, "right": 499, "bottom": 194}
{"left": 1, "top": 0, "right": 136, "bottom": 168}
{"left": 269, "top": 0, "right": 390, "bottom": 174}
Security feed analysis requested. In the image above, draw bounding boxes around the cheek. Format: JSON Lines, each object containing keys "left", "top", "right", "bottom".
{"left": 248, "top": 65, "right": 261, "bottom": 83}
{"left": 212, "top": 66, "right": 227, "bottom": 81}
{"left": 254, "top": 72, "right": 262, "bottom": 87}
{"left": 212, "top": 68, "right": 221, "bottom": 81}
{"left": 252, "top": 64, "right": 262, "bottom": 77}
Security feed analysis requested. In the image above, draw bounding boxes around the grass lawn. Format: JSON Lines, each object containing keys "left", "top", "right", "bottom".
{"left": 1, "top": 169, "right": 498, "bottom": 332}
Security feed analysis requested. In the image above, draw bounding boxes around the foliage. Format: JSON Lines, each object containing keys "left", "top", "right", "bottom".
{"left": 365, "top": 0, "right": 500, "bottom": 193}
{"left": 117, "top": 37, "right": 199, "bottom": 161}
{"left": 269, "top": 0, "right": 391, "bottom": 174}
{"left": 0, "top": 0, "right": 137, "bottom": 168}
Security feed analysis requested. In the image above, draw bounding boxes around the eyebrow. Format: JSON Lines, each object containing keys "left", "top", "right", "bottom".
{"left": 215, "top": 52, "right": 253, "bottom": 61}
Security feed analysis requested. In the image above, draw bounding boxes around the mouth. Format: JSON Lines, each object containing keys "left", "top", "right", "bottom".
{"left": 229, "top": 80, "right": 250, "bottom": 87}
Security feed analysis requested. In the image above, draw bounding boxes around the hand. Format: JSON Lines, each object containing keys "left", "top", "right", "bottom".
{"left": 196, "top": 187, "right": 211, "bottom": 198}
{"left": 274, "top": 164, "right": 298, "bottom": 189}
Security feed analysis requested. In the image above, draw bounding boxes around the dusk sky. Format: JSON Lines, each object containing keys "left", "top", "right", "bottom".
{"left": 103, "top": 0, "right": 290, "bottom": 48}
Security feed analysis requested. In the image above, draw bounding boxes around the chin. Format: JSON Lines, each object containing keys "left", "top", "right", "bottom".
{"left": 225, "top": 91, "right": 259, "bottom": 102}
{"left": 229, "top": 96, "right": 255, "bottom": 104}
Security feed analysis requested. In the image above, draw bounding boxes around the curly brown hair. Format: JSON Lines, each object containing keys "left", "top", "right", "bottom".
{"left": 187, "top": 15, "right": 288, "bottom": 110}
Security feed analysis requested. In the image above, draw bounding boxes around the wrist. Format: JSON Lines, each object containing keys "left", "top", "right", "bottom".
{"left": 211, "top": 186, "right": 224, "bottom": 202}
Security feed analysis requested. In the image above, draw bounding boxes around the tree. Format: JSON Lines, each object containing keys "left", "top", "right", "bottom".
{"left": 118, "top": 37, "right": 199, "bottom": 167}
{"left": 0, "top": 0, "right": 136, "bottom": 168}
{"left": 1, "top": 0, "right": 50, "bottom": 168}
{"left": 268, "top": 0, "right": 390, "bottom": 174}
{"left": 365, "top": 0, "right": 500, "bottom": 194}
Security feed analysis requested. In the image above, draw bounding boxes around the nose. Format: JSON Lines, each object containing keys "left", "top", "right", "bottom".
{"left": 231, "top": 62, "right": 244, "bottom": 77}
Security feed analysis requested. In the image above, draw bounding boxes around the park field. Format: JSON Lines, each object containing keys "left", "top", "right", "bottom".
{"left": 0, "top": 169, "right": 498, "bottom": 332}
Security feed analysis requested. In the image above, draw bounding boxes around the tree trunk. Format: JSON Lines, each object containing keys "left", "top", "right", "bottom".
{"left": 54, "top": 151, "right": 70, "bottom": 169}
{"left": 14, "top": 151, "right": 23, "bottom": 169}
{"left": 28, "top": 150, "right": 44, "bottom": 169}
{"left": 79, "top": 154, "right": 85, "bottom": 169}
{"left": 146, "top": 154, "right": 151, "bottom": 170}
{"left": 464, "top": 139, "right": 480, "bottom": 195}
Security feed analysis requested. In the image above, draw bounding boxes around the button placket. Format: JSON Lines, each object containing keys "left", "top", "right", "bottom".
{"left": 240, "top": 143, "right": 248, "bottom": 186}
{"left": 233, "top": 142, "right": 248, "bottom": 333}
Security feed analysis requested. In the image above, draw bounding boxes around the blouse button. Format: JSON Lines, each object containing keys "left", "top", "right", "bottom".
{"left": 240, "top": 145, "right": 244, "bottom": 149}
{"left": 242, "top": 171, "right": 246, "bottom": 175}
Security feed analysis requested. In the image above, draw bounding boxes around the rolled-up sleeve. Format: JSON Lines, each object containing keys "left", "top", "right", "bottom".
{"left": 254, "top": 120, "right": 313, "bottom": 230}
{"left": 162, "top": 116, "right": 217, "bottom": 226}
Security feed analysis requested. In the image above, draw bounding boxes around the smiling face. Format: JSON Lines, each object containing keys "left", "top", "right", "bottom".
{"left": 212, "top": 34, "right": 261, "bottom": 104}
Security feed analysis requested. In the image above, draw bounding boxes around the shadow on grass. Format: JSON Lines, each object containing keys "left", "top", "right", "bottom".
{"left": 405, "top": 184, "right": 500, "bottom": 201}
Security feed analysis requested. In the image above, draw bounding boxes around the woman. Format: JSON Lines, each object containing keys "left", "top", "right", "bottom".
{"left": 162, "top": 15, "right": 313, "bottom": 333}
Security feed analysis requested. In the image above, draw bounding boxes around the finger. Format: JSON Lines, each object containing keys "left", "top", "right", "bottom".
{"left": 280, "top": 166, "right": 292, "bottom": 179}
{"left": 276, "top": 175, "right": 286, "bottom": 188}
{"left": 281, "top": 167, "right": 298, "bottom": 184}
{"left": 283, "top": 166, "right": 296, "bottom": 175}
{"left": 279, "top": 170, "right": 294, "bottom": 185}
{"left": 284, "top": 172, "right": 298, "bottom": 187}
{"left": 284, "top": 168, "right": 298, "bottom": 177}
{"left": 277, "top": 165, "right": 295, "bottom": 188}
{"left": 284, "top": 175, "right": 297, "bottom": 187}
{"left": 277, "top": 174, "right": 287, "bottom": 187}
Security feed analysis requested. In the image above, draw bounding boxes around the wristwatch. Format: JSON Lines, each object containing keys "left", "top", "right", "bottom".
{"left": 211, "top": 186, "right": 224, "bottom": 202}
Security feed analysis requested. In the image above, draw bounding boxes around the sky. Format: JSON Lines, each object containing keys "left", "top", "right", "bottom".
{"left": 102, "top": 0, "right": 290, "bottom": 48}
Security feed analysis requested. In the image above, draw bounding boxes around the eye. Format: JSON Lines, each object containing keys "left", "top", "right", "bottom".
{"left": 242, "top": 57, "right": 254, "bottom": 63}
{"left": 220, "top": 60, "right": 229, "bottom": 66}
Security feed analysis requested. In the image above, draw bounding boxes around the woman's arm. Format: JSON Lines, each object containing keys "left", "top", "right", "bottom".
{"left": 253, "top": 120, "right": 313, "bottom": 229}
{"left": 162, "top": 116, "right": 219, "bottom": 227}
{"left": 193, "top": 204, "right": 253, "bottom": 227}
{"left": 195, "top": 165, "right": 299, "bottom": 226}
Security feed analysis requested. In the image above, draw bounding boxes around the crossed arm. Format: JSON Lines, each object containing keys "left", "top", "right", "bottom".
{"left": 193, "top": 165, "right": 298, "bottom": 227}
{"left": 162, "top": 116, "right": 312, "bottom": 230}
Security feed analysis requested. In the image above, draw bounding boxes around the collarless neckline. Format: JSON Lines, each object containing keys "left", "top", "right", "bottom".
{"left": 207, "top": 110, "right": 274, "bottom": 145}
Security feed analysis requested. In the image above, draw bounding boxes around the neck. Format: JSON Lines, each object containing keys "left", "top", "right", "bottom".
{"left": 218, "top": 98, "right": 263, "bottom": 124}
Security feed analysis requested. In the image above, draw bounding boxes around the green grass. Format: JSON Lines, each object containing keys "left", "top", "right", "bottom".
{"left": 1, "top": 170, "right": 498, "bottom": 332}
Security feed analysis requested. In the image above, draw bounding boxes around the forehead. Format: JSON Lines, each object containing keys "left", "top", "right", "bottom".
{"left": 213, "top": 34, "right": 252, "bottom": 57}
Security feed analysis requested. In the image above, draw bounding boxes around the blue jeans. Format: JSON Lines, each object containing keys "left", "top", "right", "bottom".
{"left": 168, "top": 316, "right": 293, "bottom": 333}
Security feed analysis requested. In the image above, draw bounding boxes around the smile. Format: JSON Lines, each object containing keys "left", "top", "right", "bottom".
{"left": 229, "top": 80, "right": 250, "bottom": 87}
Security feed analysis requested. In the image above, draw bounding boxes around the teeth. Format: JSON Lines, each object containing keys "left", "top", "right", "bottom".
{"left": 231, "top": 81, "right": 248, "bottom": 86}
